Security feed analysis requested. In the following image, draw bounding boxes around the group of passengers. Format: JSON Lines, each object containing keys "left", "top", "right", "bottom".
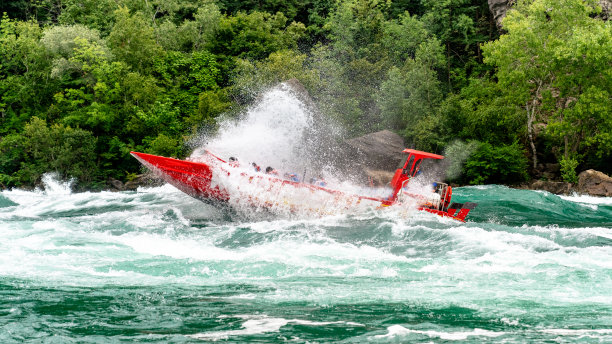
{"left": 228, "top": 156, "right": 326, "bottom": 186}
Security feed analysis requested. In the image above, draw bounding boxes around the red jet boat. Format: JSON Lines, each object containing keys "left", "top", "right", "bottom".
{"left": 131, "top": 149, "right": 476, "bottom": 221}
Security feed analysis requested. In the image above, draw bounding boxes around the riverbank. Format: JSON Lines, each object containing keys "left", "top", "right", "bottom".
{"left": 512, "top": 169, "right": 612, "bottom": 197}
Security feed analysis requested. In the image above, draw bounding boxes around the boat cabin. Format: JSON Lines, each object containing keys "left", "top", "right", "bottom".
{"left": 389, "top": 149, "right": 444, "bottom": 202}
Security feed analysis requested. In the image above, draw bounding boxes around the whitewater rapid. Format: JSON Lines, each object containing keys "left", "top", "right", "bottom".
{"left": 2, "top": 84, "right": 612, "bottom": 342}
{"left": 1, "top": 176, "right": 612, "bottom": 342}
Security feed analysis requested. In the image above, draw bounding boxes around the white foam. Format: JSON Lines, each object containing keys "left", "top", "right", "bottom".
{"left": 560, "top": 193, "right": 612, "bottom": 205}
{"left": 41, "top": 172, "right": 74, "bottom": 195}
{"left": 188, "top": 315, "right": 363, "bottom": 340}
{"left": 540, "top": 328, "right": 612, "bottom": 336}
{"left": 375, "top": 325, "right": 505, "bottom": 340}
{"left": 114, "top": 229, "right": 407, "bottom": 265}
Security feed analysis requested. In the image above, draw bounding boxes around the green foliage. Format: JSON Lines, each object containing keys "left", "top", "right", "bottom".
{"left": 232, "top": 49, "right": 318, "bottom": 101}
{"left": 145, "top": 133, "right": 184, "bottom": 158}
{"left": 325, "top": 0, "right": 387, "bottom": 62}
{"left": 108, "top": 7, "right": 161, "bottom": 73}
{"left": 0, "top": 15, "right": 56, "bottom": 132}
{"left": 189, "top": 89, "right": 231, "bottom": 130}
{"left": 0, "top": 133, "right": 27, "bottom": 186}
{"left": 421, "top": 0, "right": 495, "bottom": 90}
{"left": 463, "top": 142, "right": 529, "bottom": 185}
{"left": 155, "top": 2, "right": 222, "bottom": 51}
{"left": 559, "top": 155, "right": 579, "bottom": 184}
{"left": 440, "top": 77, "right": 524, "bottom": 145}
{"left": 211, "top": 11, "right": 305, "bottom": 61}
{"left": 483, "top": 0, "right": 610, "bottom": 169}
{"left": 41, "top": 24, "right": 111, "bottom": 78}
{"left": 20, "top": 117, "right": 98, "bottom": 184}
{"left": 41, "top": 24, "right": 105, "bottom": 57}
{"left": 217, "top": 0, "right": 334, "bottom": 36}
{"left": 1, "top": 0, "right": 610, "bottom": 189}
{"left": 381, "top": 11, "right": 430, "bottom": 66}
{"left": 57, "top": 0, "right": 118, "bottom": 34}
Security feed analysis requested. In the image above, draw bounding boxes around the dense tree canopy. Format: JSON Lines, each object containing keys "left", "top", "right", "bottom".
{"left": 0, "top": 0, "right": 609, "bottom": 189}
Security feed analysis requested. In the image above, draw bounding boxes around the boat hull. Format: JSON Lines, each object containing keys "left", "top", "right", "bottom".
{"left": 131, "top": 152, "right": 230, "bottom": 202}
{"left": 131, "top": 152, "right": 473, "bottom": 221}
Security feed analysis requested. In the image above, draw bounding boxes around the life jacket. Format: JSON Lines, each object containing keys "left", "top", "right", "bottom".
{"left": 252, "top": 163, "right": 261, "bottom": 172}
{"left": 309, "top": 177, "right": 326, "bottom": 187}
{"left": 288, "top": 173, "right": 299, "bottom": 182}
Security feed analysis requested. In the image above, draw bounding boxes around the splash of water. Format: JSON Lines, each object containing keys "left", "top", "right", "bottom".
{"left": 184, "top": 83, "right": 448, "bottom": 218}
{"left": 41, "top": 172, "right": 74, "bottom": 195}
{"left": 191, "top": 83, "right": 343, "bottom": 181}
{"left": 442, "top": 140, "right": 480, "bottom": 180}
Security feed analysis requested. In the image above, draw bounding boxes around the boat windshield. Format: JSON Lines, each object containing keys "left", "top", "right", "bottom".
{"left": 400, "top": 155, "right": 414, "bottom": 174}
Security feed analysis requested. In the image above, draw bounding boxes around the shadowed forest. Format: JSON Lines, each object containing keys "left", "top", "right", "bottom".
{"left": 0, "top": 0, "right": 610, "bottom": 190}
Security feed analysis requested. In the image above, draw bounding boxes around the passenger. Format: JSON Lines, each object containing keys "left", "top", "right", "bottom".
{"left": 229, "top": 156, "right": 239, "bottom": 167}
{"left": 310, "top": 177, "right": 326, "bottom": 187}
{"left": 265, "top": 166, "right": 279, "bottom": 176}
{"left": 251, "top": 162, "right": 261, "bottom": 172}
{"left": 284, "top": 173, "right": 299, "bottom": 182}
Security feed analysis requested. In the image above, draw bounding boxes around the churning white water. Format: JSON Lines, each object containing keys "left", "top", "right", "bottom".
{"left": 2, "top": 86, "right": 612, "bottom": 343}
{"left": 192, "top": 83, "right": 340, "bottom": 178}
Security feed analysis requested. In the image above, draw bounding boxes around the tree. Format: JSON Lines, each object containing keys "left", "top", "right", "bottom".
{"left": 421, "top": 0, "right": 490, "bottom": 90}
{"left": 155, "top": 2, "right": 222, "bottom": 51}
{"left": 20, "top": 117, "right": 98, "bottom": 184}
{"left": 381, "top": 11, "right": 430, "bottom": 66}
{"left": 482, "top": 0, "right": 611, "bottom": 173}
{"left": 232, "top": 49, "right": 318, "bottom": 102}
{"left": 210, "top": 11, "right": 305, "bottom": 60}
{"left": 108, "top": 7, "right": 162, "bottom": 73}
{"left": 463, "top": 141, "right": 529, "bottom": 184}
{"left": 325, "top": 0, "right": 387, "bottom": 62}
{"left": 0, "top": 15, "right": 55, "bottom": 132}
{"left": 57, "top": 0, "right": 118, "bottom": 34}
{"left": 41, "top": 24, "right": 111, "bottom": 78}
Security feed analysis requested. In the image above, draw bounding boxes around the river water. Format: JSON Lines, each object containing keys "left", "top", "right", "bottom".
{"left": 1, "top": 178, "right": 612, "bottom": 343}
{"left": 2, "top": 85, "right": 612, "bottom": 342}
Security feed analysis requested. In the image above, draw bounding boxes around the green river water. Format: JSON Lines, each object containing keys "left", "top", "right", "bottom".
{"left": 1, "top": 180, "right": 611, "bottom": 343}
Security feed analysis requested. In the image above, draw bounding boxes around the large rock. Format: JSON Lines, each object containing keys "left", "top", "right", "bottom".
{"left": 489, "top": 0, "right": 610, "bottom": 28}
{"left": 281, "top": 79, "right": 406, "bottom": 184}
{"left": 363, "top": 169, "right": 396, "bottom": 186}
{"left": 343, "top": 130, "right": 405, "bottom": 172}
{"left": 340, "top": 130, "right": 406, "bottom": 186}
{"left": 281, "top": 78, "right": 347, "bottom": 173}
{"left": 577, "top": 169, "right": 612, "bottom": 197}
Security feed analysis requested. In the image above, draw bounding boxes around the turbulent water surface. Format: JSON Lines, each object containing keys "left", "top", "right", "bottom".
{"left": 1, "top": 179, "right": 612, "bottom": 343}
{"left": 2, "top": 86, "right": 612, "bottom": 342}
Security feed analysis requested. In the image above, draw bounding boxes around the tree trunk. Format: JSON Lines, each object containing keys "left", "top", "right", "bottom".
{"left": 526, "top": 82, "right": 543, "bottom": 170}
{"left": 526, "top": 100, "right": 537, "bottom": 170}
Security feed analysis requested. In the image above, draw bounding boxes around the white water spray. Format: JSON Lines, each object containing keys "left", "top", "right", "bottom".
{"left": 41, "top": 172, "right": 74, "bottom": 195}
{"left": 191, "top": 83, "right": 340, "bottom": 178}
{"left": 184, "top": 83, "right": 449, "bottom": 218}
